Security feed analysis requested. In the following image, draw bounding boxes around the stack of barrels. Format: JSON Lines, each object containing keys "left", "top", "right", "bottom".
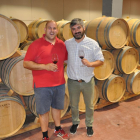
{"left": 0, "top": 14, "right": 27, "bottom": 139}
{"left": 85, "top": 16, "right": 140, "bottom": 105}
{"left": 1, "top": 13, "right": 140, "bottom": 138}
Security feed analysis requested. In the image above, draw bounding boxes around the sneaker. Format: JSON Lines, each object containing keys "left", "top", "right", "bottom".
{"left": 54, "top": 128, "right": 69, "bottom": 140}
{"left": 42, "top": 137, "right": 49, "bottom": 140}
{"left": 87, "top": 127, "right": 94, "bottom": 136}
{"left": 70, "top": 124, "right": 79, "bottom": 134}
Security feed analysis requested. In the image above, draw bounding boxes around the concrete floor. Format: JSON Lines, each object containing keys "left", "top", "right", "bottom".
{"left": 3, "top": 95, "right": 140, "bottom": 140}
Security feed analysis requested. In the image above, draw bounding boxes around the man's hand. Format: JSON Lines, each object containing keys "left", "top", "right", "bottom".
{"left": 45, "top": 63, "right": 58, "bottom": 71}
{"left": 82, "top": 58, "right": 92, "bottom": 67}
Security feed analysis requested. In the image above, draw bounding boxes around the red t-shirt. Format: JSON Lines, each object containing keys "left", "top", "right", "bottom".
{"left": 24, "top": 34, "right": 67, "bottom": 88}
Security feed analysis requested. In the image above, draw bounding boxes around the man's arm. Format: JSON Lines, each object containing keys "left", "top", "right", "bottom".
{"left": 23, "top": 61, "right": 58, "bottom": 71}
{"left": 82, "top": 59, "right": 104, "bottom": 67}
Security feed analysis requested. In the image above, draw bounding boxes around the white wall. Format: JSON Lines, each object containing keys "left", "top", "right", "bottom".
{"left": 122, "top": 0, "right": 140, "bottom": 19}
{"left": 1, "top": 0, "right": 140, "bottom": 25}
{"left": 0, "top": 0, "right": 103, "bottom": 24}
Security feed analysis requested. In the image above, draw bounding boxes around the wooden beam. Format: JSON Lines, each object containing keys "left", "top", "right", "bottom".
{"left": 10, "top": 50, "right": 22, "bottom": 58}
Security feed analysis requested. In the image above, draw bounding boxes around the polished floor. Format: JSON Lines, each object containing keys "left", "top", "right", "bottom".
{"left": 3, "top": 95, "right": 140, "bottom": 140}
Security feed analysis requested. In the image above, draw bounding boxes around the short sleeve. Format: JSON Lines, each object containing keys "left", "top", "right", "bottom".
{"left": 24, "top": 42, "right": 38, "bottom": 62}
{"left": 93, "top": 42, "right": 104, "bottom": 62}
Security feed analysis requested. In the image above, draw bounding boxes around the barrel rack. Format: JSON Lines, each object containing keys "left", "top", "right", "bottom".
{"left": 0, "top": 85, "right": 139, "bottom": 140}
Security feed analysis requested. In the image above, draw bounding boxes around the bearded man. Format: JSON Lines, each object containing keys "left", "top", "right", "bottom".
{"left": 65, "top": 18, "right": 104, "bottom": 137}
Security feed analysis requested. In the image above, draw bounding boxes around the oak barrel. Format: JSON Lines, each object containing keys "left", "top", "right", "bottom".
{"left": 0, "top": 52, "right": 34, "bottom": 96}
{"left": 79, "top": 85, "right": 99, "bottom": 112}
{"left": 124, "top": 18, "right": 140, "bottom": 47}
{"left": 0, "top": 14, "right": 20, "bottom": 60}
{"left": 0, "top": 93, "right": 26, "bottom": 138}
{"left": 95, "top": 74, "right": 126, "bottom": 102}
{"left": 20, "top": 41, "right": 33, "bottom": 51}
{"left": 11, "top": 18, "right": 28, "bottom": 43}
{"left": 111, "top": 46, "right": 139, "bottom": 74}
{"left": 28, "top": 19, "right": 49, "bottom": 40}
{"left": 57, "top": 20, "right": 73, "bottom": 41}
{"left": 85, "top": 17, "right": 129, "bottom": 49}
{"left": 136, "top": 48, "right": 140, "bottom": 69}
{"left": 120, "top": 69, "right": 140, "bottom": 94}
{"left": 64, "top": 64, "right": 69, "bottom": 96}
{"left": 94, "top": 50, "right": 115, "bottom": 80}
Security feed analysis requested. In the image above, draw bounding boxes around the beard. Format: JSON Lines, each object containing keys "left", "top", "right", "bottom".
{"left": 73, "top": 30, "right": 85, "bottom": 40}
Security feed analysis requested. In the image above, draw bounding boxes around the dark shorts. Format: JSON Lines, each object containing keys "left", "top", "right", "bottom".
{"left": 34, "top": 84, "right": 65, "bottom": 115}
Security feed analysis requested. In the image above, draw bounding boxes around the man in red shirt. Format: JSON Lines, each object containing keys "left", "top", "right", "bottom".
{"left": 23, "top": 20, "right": 69, "bottom": 140}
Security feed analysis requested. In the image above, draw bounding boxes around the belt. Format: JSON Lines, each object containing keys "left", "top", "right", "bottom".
{"left": 68, "top": 78, "right": 86, "bottom": 83}
{"left": 74, "top": 79, "right": 85, "bottom": 82}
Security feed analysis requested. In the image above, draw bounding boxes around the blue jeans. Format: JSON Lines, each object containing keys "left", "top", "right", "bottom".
{"left": 68, "top": 78, "right": 95, "bottom": 127}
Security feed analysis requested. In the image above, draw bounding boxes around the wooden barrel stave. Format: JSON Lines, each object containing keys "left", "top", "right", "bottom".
{"left": 28, "top": 19, "right": 49, "bottom": 40}
{"left": 20, "top": 41, "right": 33, "bottom": 51}
{"left": 124, "top": 18, "right": 140, "bottom": 47}
{"left": 57, "top": 20, "right": 73, "bottom": 41}
{"left": 28, "top": 20, "right": 38, "bottom": 40}
{"left": 111, "top": 46, "right": 139, "bottom": 74}
{"left": 135, "top": 48, "right": 140, "bottom": 69}
{"left": 0, "top": 52, "right": 34, "bottom": 96}
{"left": 0, "top": 14, "right": 20, "bottom": 60}
{"left": 0, "top": 93, "right": 26, "bottom": 138}
{"left": 85, "top": 17, "right": 129, "bottom": 49}
{"left": 120, "top": 69, "right": 140, "bottom": 94}
{"left": 94, "top": 50, "right": 115, "bottom": 80}
{"left": 11, "top": 18, "right": 28, "bottom": 43}
{"left": 95, "top": 74, "right": 126, "bottom": 102}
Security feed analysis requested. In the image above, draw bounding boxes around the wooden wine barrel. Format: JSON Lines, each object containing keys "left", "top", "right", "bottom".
{"left": 79, "top": 85, "right": 99, "bottom": 112}
{"left": 28, "top": 19, "right": 49, "bottom": 40}
{"left": 20, "top": 40, "right": 33, "bottom": 51}
{"left": 0, "top": 93, "right": 26, "bottom": 138}
{"left": 95, "top": 74, "right": 126, "bottom": 102}
{"left": 0, "top": 14, "right": 20, "bottom": 60}
{"left": 136, "top": 48, "right": 140, "bottom": 69}
{"left": 0, "top": 82, "right": 10, "bottom": 93}
{"left": 64, "top": 64, "right": 69, "bottom": 96}
{"left": 94, "top": 50, "right": 115, "bottom": 80}
{"left": 57, "top": 20, "right": 73, "bottom": 41}
{"left": 124, "top": 18, "right": 140, "bottom": 47}
{"left": 0, "top": 52, "right": 34, "bottom": 96}
{"left": 120, "top": 69, "right": 140, "bottom": 94}
{"left": 111, "top": 46, "right": 139, "bottom": 74}
{"left": 85, "top": 17, "right": 129, "bottom": 49}
{"left": 23, "top": 91, "right": 69, "bottom": 122}
{"left": 64, "top": 63, "right": 68, "bottom": 81}
{"left": 11, "top": 18, "right": 28, "bottom": 43}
